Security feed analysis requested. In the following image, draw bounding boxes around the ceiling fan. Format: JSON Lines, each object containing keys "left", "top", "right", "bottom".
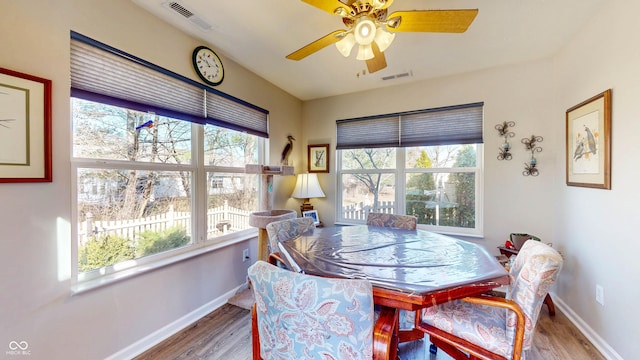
{"left": 286, "top": 0, "right": 478, "bottom": 73}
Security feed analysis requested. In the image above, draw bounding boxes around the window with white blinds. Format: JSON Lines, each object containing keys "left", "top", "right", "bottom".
{"left": 70, "top": 31, "right": 268, "bottom": 138}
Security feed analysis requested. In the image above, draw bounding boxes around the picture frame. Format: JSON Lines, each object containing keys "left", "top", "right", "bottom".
{"left": 308, "top": 144, "right": 329, "bottom": 173}
{"left": 302, "top": 210, "right": 320, "bottom": 225}
{"left": 566, "top": 89, "right": 611, "bottom": 189}
{"left": 0, "top": 68, "right": 52, "bottom": 183}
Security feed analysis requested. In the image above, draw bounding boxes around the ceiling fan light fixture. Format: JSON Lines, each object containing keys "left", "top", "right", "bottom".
{"left": 374, "top": 26, "right": 395, "bottom": 52}
{"left": 335, "top": 33, "right": 356, "bottom": 57}
{"left": 372, "top": 0, "right": 387, "bottom": 9}
{"left": 354, "top": 18, "right": 376, "bottom": 45}
{"left": 356, "top": 44, "right": 375, "bottom": 60}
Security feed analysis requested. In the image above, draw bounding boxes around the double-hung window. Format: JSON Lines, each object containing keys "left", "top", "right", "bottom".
{"left": 70, "top": 32, "right": 268, "bottom": 288}
{"left": 336, "top": 103, "right": 484, "bottom": 236}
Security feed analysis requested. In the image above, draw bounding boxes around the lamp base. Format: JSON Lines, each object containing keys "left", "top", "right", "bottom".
{"left": 300, "top": 200, "right": 313, "bottom": 215}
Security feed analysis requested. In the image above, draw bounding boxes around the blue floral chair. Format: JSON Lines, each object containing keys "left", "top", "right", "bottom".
{"left": 265, "top": 217, "right": 315, "bottom": 268}
{"left": 366, "top": 212, "right": 417, "bottom": 230}
{"left": 248, "top": 260, "right": 397, "bottom": 360}
{"left": 416, "top": 240, "right": 563, "bottom": 360}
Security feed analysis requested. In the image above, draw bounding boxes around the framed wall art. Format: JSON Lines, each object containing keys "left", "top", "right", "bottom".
{"left": 0, "top": 68, "right": 52, "bottom": 183}
{"left": 566, "top": 89, "right": 611, "bottom": 189}
{"left": 308, "top": 144, "right": 329, "bottom": 173}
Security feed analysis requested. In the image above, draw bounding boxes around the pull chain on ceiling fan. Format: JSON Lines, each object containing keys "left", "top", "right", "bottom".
{"left": 286, "top": 0, "right": 478, "bottom": 73}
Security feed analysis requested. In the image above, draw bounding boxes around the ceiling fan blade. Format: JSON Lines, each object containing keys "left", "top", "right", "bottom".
{"left": 286, "top": 30, "right": 346, "bottom": 61}
{"left": 386, "top": 9, "right": 478, "bottom": 33}
{"left": 301, "top": 0, "right": 351, "bottom": 16}
{"left": 366, "top": 42, "right": 387, "bottom": 73}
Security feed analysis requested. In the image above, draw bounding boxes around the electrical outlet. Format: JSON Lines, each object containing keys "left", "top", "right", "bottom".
{"left": 595, "top": 284, "right": 604, "bottom": 306}
{"left": 242, "top": 248, "right": 250, "bottom": 262}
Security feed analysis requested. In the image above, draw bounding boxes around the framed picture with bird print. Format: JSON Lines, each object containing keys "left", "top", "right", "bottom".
{"left": 566, "top": 89, "right": 611, "bottom": 189}
{"left": 308, "top": 144, "right": 329, "bottom": 173}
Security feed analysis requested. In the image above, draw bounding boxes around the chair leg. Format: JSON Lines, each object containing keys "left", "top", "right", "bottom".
{"left": 544, "top": 294, "right": 555, "bottom": 316}
{"left": 251, "top": 304, "right": 262, "bottom": 360}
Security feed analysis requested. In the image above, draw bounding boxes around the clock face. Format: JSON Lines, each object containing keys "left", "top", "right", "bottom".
{"left": 192, "top": 46, "right": 224, "bottom": 86}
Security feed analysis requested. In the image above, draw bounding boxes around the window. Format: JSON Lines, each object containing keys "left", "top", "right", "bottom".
{"left": 70, "top": 32, "right": 267, "bottom": 286}
{"left": 336, "top": 103, "right": 483, "bottom": 236}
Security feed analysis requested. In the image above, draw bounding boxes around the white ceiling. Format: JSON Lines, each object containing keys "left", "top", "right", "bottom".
{"left": 131, "top": 0, "right": 606, "bottom": 101}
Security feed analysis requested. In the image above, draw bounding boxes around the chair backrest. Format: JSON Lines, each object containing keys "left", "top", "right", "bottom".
{"left": 366, "top": 212, "right": 417, "bottom": 230}
{"left": 506, "top": 240, "right": 563, "bottom": 350}
{"left": 248, "top": 260, "right": 374, "bottom": 360}
{"left": 265, "top": 217, "right": 315, "bottom": 254}
{"left": 509, "top": 233, "right": 541, "bottom": 249}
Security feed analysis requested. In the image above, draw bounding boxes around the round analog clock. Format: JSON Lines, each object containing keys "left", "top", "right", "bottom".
{"left": 192, "top": 46, "right": 224, "bottom": 86}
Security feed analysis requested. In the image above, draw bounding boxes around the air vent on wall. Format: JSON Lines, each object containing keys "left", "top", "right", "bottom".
{"left": 381, "top": 71, "right": 413, "bottom": 81}
{"left": 162, "top": 1, "right": 212, "bottom": 31}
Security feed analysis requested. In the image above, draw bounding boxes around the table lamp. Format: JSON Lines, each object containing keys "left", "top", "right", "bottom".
{"left": 291, "top": 173, "right": 325, "bottom": 214}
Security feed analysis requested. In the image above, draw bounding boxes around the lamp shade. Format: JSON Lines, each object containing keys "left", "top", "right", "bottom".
{"left": 356, "top": 44, "right": 375, "bottom": 60}
{"left": 291, "top": 173, "right": 326, "bottom": 199}
{"left": 336, "top": 33, "right": 356, "bottom": 57}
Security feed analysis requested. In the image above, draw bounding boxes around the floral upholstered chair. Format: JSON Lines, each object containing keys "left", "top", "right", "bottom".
{"left": 265, "top": 217, "right": 315, "bottom": 254}
{"left": 366, "top": 212, "right": 419, "bottom": 339}
{"left": 265, "top": 217, "right": 315, "bottom": 268}
{"left": 366, "top": 212, "right": 417, "bottom": 230}
{"left": 416, "top": 240, "right": 563, "bottom": 360}
{"left": 248, "top": 260, "right": 396, "bottom": 360}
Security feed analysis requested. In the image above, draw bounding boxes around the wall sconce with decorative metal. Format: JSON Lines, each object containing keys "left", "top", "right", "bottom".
{"left": 522, "top": 135, "right": 543, "bottom": 176}
{"left": 495, "top": 121, "right": 515, "bottom": 160}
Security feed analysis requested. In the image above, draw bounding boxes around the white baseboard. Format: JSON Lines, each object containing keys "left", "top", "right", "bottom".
{"left": 105, "top": 283, "right": 247, "bottom": 360}
{"left": 552, "top": 293, "right": 624, "bottom": 360}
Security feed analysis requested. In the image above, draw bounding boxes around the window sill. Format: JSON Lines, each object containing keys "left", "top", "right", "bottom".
{"left": 71, "top": 229, "right": 257, "bottom": 295}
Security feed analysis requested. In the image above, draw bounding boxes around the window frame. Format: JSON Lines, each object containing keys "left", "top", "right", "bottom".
{"left": 336, "top": 145, "right": 483, "bottom": 236}
{"left": 70, "top": 32, "right": 268, "bottom": 292}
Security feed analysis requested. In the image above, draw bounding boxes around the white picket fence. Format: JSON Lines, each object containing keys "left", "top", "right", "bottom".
{"left": 341, "top": 201, "right": 395, "bottom": 221}
{"left": 79, "top": 201, "right": 252, "bottom": 244}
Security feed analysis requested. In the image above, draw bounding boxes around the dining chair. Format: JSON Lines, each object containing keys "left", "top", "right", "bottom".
{"left": 366, "top": 212, "right": 417, "bottom": 230}
{"left": 366, "top": 212, "right": 420, "bottom": 342}
{"left": 265, "top": 217, "right": 315, "bottom": 267}
{"left": 416, "top": 240, "right": 563, "bottom": 360}
{"left": 248, "top": 260, "right": 398, "bottom": 360}
{"left": 509, "top": 233, "right": 541, "bottom": 250}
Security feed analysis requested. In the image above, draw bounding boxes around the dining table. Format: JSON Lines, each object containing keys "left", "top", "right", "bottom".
{"left": 276, "top": 225, "right": 509, "bottom": 358}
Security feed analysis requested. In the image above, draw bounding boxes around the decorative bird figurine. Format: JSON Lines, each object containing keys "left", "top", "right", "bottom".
{"left": 281, "top": 135, "right": 295, "bottom": 165}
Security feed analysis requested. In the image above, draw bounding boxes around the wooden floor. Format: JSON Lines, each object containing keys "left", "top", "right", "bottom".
{"left": 134, "top": 303, "right": 605, "bottom": 360}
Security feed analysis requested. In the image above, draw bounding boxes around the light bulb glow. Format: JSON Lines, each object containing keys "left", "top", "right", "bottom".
{"left": 354, "top": 18, "right": 376, "bottom": 45}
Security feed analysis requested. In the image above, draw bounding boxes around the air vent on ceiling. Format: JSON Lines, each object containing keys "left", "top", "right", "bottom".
{"left": 162, "top": 1, "right": 212, "bottom": 31}
{"left": 381, "top": 71, "right": 413, "bottom": 81}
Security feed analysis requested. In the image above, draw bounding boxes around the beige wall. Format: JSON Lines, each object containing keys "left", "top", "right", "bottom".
{"left": 0, "top": 1, "right": 301, "bottom": 359}
{"left": 302, "top": 60, "right": 557, "bottom": 244}
{"left": 551, "top": 1, "right": 639, "bottom": 358}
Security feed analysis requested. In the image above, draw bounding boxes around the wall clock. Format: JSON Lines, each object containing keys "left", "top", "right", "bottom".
{"left": 192, "top": 46, "right": 224, "bottom": 86}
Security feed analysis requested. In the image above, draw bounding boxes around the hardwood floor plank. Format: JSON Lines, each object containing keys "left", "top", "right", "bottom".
{"left": 135, "top": 303, "right": 605, "bottom": 360}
